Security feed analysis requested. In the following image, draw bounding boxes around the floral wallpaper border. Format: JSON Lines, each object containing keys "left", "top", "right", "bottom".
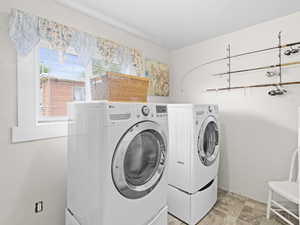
{"left": 9, "top": 8, "right": 145, "bottom": 76}
{"left": 145, "top": 58, "right": 170, "bottom": 96}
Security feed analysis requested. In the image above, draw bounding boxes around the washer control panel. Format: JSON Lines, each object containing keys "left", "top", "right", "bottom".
{"left": 138, "top": 105, "right": 168, "bottom": 118}
{"left": 107, "top": 103, "right": 168, "bottom": 121}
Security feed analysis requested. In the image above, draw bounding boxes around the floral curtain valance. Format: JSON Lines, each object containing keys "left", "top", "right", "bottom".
{"left": 9, "top": 9, "right": 144, "bottom": 76}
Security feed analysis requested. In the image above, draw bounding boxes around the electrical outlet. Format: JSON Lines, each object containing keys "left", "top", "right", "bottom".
{"left": 35, "top": 201, "right": 43, "bottom": 213}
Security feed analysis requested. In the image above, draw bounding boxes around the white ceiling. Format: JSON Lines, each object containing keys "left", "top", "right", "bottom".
{"left": 58, "top": 0, "right": 300, "bottom": 49}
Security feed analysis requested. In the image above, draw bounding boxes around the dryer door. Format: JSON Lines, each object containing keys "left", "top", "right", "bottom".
{"left": 197, "top": 116, "right": 219, "bottom": 166}
{"left": 112, "top": 121, "right": 167, "bottom": 199}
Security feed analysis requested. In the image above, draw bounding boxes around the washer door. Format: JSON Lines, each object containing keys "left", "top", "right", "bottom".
{"left": 197, "top": 116, "right": 219, "bottom": 166}
{"left": 112, "top": 121, "right": 167, "bottom": 199}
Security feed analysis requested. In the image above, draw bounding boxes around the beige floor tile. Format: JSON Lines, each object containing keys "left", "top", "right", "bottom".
{"left": 269, "top": 212, "right": 299, "bottom": 225}
{"left": 218, "top": 189, "right": 229, "bottom": 199}
{"left": 238, "top": 205, "right": 266, "bottom": 225}
{"left": 227, "top": 192, "right": 249, "bottom": 202}
{"left": 244, "top": 199, "right": 266, "bottom": 212}
{"left": 168, "top": 214, "right": 185, "bottom": 225}
{"left": 223, "top": 215, "right": 238, "bottom": 225}
{"left": 235, "top": 219, "right": 253, "bottom": 225}
{"left": 168, "top": 190, "right": 300, "bottom": 225}
{"left": 259, "top": 217, "right": 285, "bottom": 225}
{"left": 168, "top": 190, "right": 274, "bottom": 225}
{"left": 215, "top": 194, "right": 245, "bottom": 218}
{"left": 197, "top": 209, "right": 226, "bottom": 225}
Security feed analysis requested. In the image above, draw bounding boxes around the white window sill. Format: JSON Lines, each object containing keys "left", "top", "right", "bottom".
{"left": 11, "top": 122, "right": 68, "bottom": 143}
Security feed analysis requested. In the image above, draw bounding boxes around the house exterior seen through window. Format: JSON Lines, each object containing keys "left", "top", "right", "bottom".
{"left": 89, "top": 58, "right": 122, "bottom": 100}
{"left": 39, "top": 47, "right": 86, "bottom": 121}
{"left": 38, "top": 47, "right": 124, "bottom": 122}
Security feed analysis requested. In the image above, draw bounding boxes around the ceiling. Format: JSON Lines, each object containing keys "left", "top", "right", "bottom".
{"left": 58, "top": 0, "right": 300, "bottom": 49}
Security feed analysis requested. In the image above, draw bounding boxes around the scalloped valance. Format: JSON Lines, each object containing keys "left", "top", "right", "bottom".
{"left": 8, "top": 9, "right": 144, "bottom": 76}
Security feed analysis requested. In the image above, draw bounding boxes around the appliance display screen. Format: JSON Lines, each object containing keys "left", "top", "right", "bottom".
{"left": 156, "top": 105, "right": 167, "bottom": 113}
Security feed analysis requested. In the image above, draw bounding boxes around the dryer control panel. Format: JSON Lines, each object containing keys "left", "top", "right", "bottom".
{"left": 156, "top": 105, "right": 167, "bottom": 114}
{"left": 195, "top": 105, "right": 218, "bottom": 117}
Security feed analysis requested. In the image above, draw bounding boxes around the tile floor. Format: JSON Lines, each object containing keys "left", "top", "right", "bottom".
{"left": 168, "top": 189, "right": 299, "bottom": 225}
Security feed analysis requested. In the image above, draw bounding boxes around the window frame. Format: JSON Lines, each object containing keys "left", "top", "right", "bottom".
{"left": 12, "top": 42, "right": 79, "bottom": 143}
{"left": 11, "top": 41, "right": 123, "bottom": 143}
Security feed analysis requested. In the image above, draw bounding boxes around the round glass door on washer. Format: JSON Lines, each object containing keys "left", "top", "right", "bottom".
{"left": 112, "top": 121, "right": 167, "bottom": 199}
{"left": 197, "top": 116, "right": 219, "bottom": 166}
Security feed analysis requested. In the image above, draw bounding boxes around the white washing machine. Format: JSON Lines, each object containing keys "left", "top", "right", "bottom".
{"left": 66, "top": 101, "right": 169, "bottom": 225}
{"left": 167, "top": 104, "right": 220, "bottom": 225}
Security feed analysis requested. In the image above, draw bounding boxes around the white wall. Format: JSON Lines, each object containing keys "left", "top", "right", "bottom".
{"left": 1, "top": 1, "right": 298, "bottom": 223}
{"left": 0, "top": 1, "right": 170, "bottom": 224}
{"left": 170, "top": 12, "right": 300, "bottom": 202}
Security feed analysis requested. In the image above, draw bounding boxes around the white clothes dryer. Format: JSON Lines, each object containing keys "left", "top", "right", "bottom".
{"left": 66, "top": 101, "right": 168, "bottom": 225}
{"left": 167, "top": 104, "right": 220, "bottom": 225}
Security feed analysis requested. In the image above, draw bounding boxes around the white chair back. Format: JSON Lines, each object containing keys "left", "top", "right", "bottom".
{"left": 288, "top": 148, "right": 299, "bottom": 182}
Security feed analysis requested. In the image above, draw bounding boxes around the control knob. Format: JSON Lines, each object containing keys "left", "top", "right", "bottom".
{"left": 141, "top": 105, "right": 150, "bottom": 116}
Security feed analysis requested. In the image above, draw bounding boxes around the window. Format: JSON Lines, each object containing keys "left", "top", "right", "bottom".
{"left": 9, "top": 9, "right": 149, "bottom": 143}
{"left": 12, "top": 42, "right": 124, "bottom": 143}
{"left": 90, "top": 55, "right": 122, "bottom": 100}
{"left": 39, "top": 47, "right": 86, "bottom": 122}
{"left": 12, "top": 42, "right": 91, "bottom": 142}
{"left": 9, "top": 10, "right": 147, "bottom": 143}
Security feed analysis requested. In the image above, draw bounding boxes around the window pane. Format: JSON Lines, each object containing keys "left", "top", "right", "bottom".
{"left": 90, "top": 58, "right": 122, "bottom": 100}
{"left": 39, "top": 47, "right": 86, "bottom": 121}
